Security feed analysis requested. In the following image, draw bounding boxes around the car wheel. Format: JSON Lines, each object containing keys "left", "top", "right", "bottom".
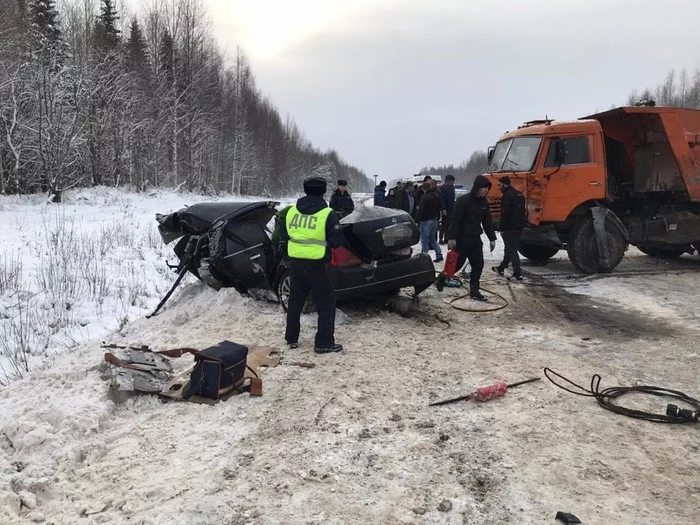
{"left": 414, "top": 282, "right": 433, "bottom": 296}
{"left": 277, "top": 269, "right": 292, "bottom": 312}
{"left": 276, "top": 269, "right": 315, "bottom": 314}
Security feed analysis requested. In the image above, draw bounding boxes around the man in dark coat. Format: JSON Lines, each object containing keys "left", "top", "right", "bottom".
{"left": 414, "top": 175, "right": 432, "bottom": 209}
{"left": 492, "top": 176, "right": 527, "bottom": 280}
{"left": 386, "top": 181, "right": 402, "bottom": 208}
{"left": 415, "top": 180, "right": 444, "bottom": 262}
{"left": 398, "top": 181, "right": 416, "bottom": 217}
{"left": 438, "top": 174, "right": 456, "bottom": 244}
{"left": 446, "top": 175, "right": 497, "bottom": 301}
{"left": 374, "top": 181, "right": 387, "bottom": 207}
{"left": 329, "top": 179, "right": 355, "bottom": 217}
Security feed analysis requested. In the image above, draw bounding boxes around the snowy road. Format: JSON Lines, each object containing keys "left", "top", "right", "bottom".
{"left": 2, "top": 190, "right": 700, "bottom": 524}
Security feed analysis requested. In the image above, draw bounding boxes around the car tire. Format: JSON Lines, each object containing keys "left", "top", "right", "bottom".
{"left": 276, "top": 269, "right": 315, "bottom": 314}
{"left": 414, "top": 282, "right": 433, "bottom": 296}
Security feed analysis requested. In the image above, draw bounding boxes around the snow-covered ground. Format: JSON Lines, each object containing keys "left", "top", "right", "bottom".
{"left": 2, "top": 189, "right": 700, "bottom": 524}
{"left": 0, "top": 188, "right": 282, "bottom": 383}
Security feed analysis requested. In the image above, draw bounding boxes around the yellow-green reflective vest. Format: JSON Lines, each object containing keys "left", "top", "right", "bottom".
{"left": 286, "top": 206, "right": 332, "bottom": 260}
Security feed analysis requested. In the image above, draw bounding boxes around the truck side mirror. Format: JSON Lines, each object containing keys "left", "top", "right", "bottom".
{"left": 487, "top": 146, "right": 495, "bottom": 166}
{"left": 553, "top": 138, "right": 566, "bottom": 166}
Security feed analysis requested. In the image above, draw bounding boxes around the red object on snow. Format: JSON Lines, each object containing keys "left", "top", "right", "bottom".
{"left": 472, "top": 381, "right": 508, "bottom": 402}
{"left": 443, "top": 249, "right": 459, "bottom": 278}
{"left": 331, "top": 247, "right": 362, "bottom": 268}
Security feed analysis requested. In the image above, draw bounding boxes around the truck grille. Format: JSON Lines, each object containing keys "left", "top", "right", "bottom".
{"left": 489, "top": 201, "right": 501, "bottom": 218}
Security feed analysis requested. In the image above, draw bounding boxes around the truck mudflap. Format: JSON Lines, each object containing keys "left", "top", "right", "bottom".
{"left": 591, "top": 205, "right": 629, "bottom": 269}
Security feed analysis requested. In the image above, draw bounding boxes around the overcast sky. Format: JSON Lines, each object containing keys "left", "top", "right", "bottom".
{"left": 162, "top": 0, "right": 700, "bottom": 179}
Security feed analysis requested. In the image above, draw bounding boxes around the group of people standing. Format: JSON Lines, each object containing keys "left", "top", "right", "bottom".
{"left": 278, "top": 173, "right": 527, "bottom": 354}
{"left": 375, "top": 173, "right": 526, "bottom": 301}
{"left": 373, "top": 175, "right": 456, "bottom": 252}
{"left": 445, "top": 174, "right": 526, "bottom": 300}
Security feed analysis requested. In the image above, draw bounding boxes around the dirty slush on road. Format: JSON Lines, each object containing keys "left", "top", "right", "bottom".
{"left": 167, "top": 254, "right": 699, "bottom": 525}
{"left": 3, "top": 252, "right": 700, "bottom": 524}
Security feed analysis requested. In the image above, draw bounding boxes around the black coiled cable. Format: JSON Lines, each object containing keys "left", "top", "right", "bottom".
{"left": 544, "top": 368, "right": 700, "bottom": 424}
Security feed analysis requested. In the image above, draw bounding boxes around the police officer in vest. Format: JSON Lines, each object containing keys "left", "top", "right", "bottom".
{"left": 280, "top": 176, "right": 344, "bottom": 353}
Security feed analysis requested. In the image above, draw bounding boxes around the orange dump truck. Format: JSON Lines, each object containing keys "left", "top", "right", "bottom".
{"left": 484, "top": 105, "right": 700, "bottom": 273}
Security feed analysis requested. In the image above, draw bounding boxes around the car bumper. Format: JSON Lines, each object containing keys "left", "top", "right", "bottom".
{"left": 328, "top": 253, "right": 435, "bottom": 301}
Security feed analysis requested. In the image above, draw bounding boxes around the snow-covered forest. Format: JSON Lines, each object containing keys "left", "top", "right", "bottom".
{"left": 0, "top": 0, "right": 372, "bottom": 200}
{"left": 419, "top": 150, "right": 488, "bottom": 188}
{"left": 629, "top": 67, "right": 700, "bottom": 108}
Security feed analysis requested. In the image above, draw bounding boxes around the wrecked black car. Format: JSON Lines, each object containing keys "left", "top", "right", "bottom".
{"left": 153, "top": 201, "right": 435, "bottom": 313}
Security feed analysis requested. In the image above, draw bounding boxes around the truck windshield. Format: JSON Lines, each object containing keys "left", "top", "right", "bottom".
{"left": 488, "top": 136, "right": 542, "bottom": 172}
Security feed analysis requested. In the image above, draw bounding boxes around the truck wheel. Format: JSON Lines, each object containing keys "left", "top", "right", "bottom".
{"left": 518, "top": 242, "right": 559, "bottom": 262}
{"left": 636, "top": 245, "right": 685, "bottom": 259}
{"left": 567, "top": 216, "right": 626, "bottom": 273}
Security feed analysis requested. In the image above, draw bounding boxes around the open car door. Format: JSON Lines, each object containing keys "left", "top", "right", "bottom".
{"left": 201, "top": 202, "right": 279, "bottom": 293}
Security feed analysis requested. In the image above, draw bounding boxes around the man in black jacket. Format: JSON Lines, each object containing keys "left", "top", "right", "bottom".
{"left": 398, "top": 181, "right": 416, "bottom": 217}
{"left": 446, "top": 175, "right": 497, "bottom": 301}
{"left": 414, "top": 175, "right": 432, "bottom": 209}
{"left": 374, "top": 181, "right": 387, "bottom": 207}
{"left": 329, "top": 179, "right": 355, "bottom": 217}
{"left": 385, "top": 181, "right": 401, "bottom": 208}
{"left": 492, "top": 176, "right": 527, "bottom": 281}
{"left": 416, "top": 179, "right": 444, "bottom": 262}
{"left": 438, "top": 174, "right": 456, "bottom": 244}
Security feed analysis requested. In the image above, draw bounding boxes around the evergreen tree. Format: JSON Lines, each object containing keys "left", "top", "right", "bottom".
{"left": 94, "top": 0, "right": 120, "bottom": 51}
{"left": 0, "top": 0, "right": 28, "bottom": 47}
{"left": 159, "top": 30, "right": 175, "bottom": 83}
{"left": 29, "top": 0, "right": 62, "bottom": 56}
{"left": 13, "top": 0, "right": 28, "bottom": 32}
{"left": 126, "top": 18, "right": 148, "bottom": 72}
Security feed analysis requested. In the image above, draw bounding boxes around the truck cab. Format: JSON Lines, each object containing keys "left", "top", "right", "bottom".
{"left": 485, "top": 106, "right": 700, "bottom": 273}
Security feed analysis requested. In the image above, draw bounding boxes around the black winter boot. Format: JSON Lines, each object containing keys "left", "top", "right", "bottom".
{"left": 470, "top": 289, "right": 487, "bottom": 301}
{"left": 435, "top": 273, "right": 446, "bottom": 291}
{"left": 314, "top": 344, "right": 343, "bottom": 354}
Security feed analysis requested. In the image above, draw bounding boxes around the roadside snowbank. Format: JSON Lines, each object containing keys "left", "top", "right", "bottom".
{"left": 0, "top": 187, "right": 272, "bottom": 383}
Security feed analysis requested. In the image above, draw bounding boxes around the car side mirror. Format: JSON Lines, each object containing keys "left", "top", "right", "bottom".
{"left": 487, "top": 146, "right": 495, "bottom": 166}
{"left": 553, "top": 138, "right": 565, "bottom": 166}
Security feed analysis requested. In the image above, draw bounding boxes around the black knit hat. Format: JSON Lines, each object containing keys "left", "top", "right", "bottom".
{"left": 498, "top": 176, "right": 511, "bottom": 186}
{"left": 303, "top": 177, "right": 327, "bottom": 196}
{"left": 337, "top": 179, "right": 347, "bottom": 186}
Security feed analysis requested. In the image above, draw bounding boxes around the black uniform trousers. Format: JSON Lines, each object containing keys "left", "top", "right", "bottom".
{"left": 456, "top": 236, "right": 485, "bottom": 292}
{"left": 285, "top": 259, "right": 335, "bottom": 348}
{"left": 439, "top": 211, "right": 452, "bottom": 243}
{"left": 498, "top": 230, "right": 523, "bottom": 277}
